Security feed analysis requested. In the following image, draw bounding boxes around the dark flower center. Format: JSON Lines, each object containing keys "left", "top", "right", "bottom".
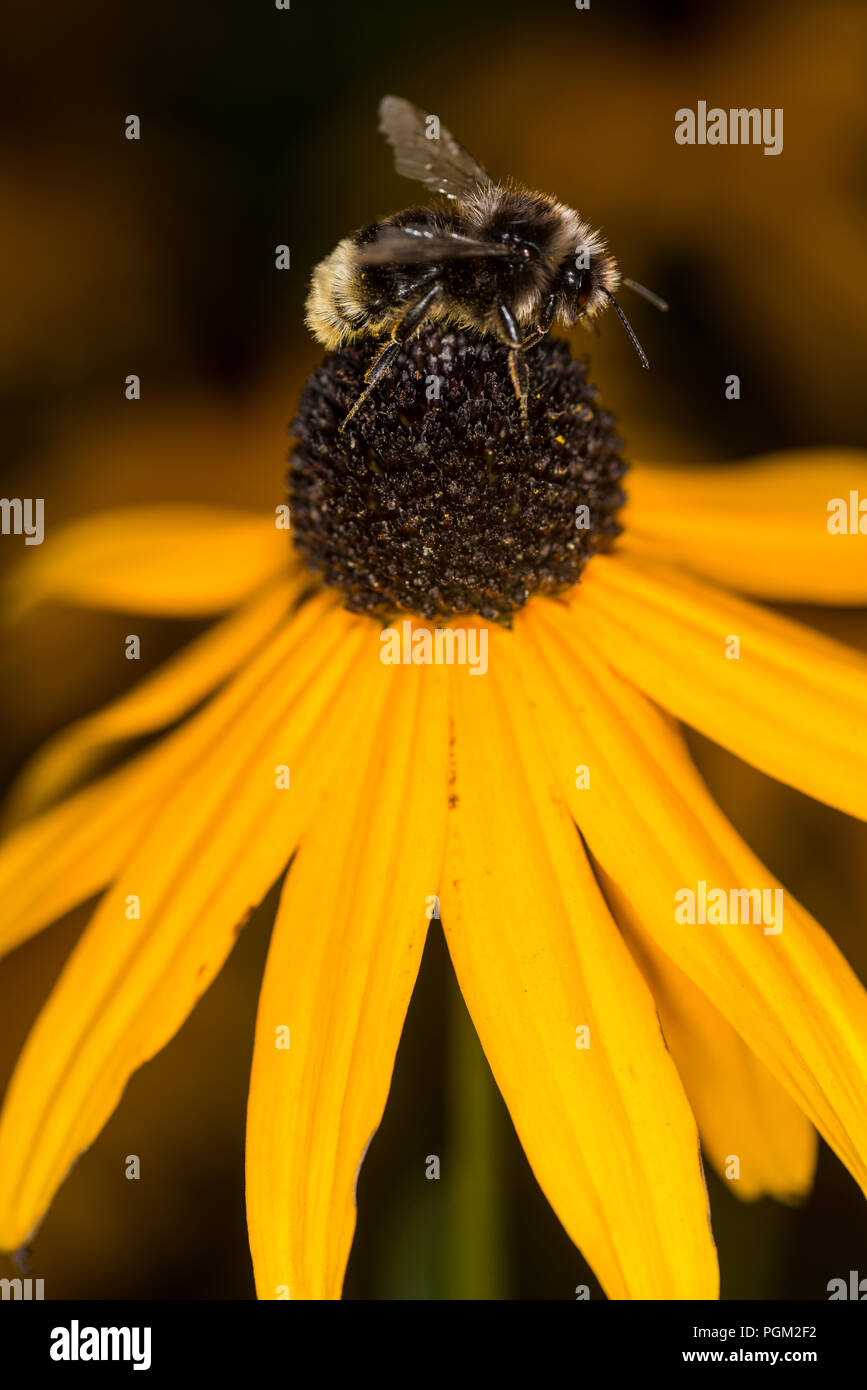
{"left": 288, "top": 328, "right": 627, "bottom": 621}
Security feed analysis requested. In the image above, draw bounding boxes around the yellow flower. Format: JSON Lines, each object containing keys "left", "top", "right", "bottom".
{"left": 1, "top": 331, "right": 867, "bottom": 1303}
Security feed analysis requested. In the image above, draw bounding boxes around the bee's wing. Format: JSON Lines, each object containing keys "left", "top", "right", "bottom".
{"left": 357, "top": 226, "right": 510, "bottom": 264}
{"left": 378, "top": 95, "right": 491, "bottom": 200}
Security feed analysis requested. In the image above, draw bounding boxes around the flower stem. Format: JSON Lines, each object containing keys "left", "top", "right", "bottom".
{"left": 444, "top": 981, "right": 506, "bottom": 1299}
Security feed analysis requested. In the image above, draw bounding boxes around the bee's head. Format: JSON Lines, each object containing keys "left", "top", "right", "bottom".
{"left": 553, "top": 253, "right": 619, "bottom": 325}
{"left": 555, "top": 255, "right": 662, "bottom": 370}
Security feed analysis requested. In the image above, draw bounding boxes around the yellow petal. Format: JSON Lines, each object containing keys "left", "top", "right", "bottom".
{"left": 623, "top": 452, "right": 867, "bottom": 602}
{"left": 602, "top": 871, "right": 817, "bottom": 1203}
{"left": 0, "top": 759, "right": 163, "bottom": 960}
{"left": 246, "top": 639, "right": 449, "bottom": 1300}
{"left": 0, "top": 586, "right": 322, "bottom": 959}
{"left": 439, "top": 620, "right": 718, "bottom": 1300}
{"left": 0, "top": 597, "right": 376, "bottom": 1251}
{"left": 5, "top": 506, "right": 289, "bottom": 617}
{"left": 575, "top": 551, "right": 867, "bottom": 821}
{"left": 519, "top": 601, "right": 867, "bottom": 1197}
{"left": 4, "top": 576, "right": 296, "bottom": 825}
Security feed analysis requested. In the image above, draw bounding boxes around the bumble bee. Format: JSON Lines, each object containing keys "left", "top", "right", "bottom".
{"left": 306, "top": 95, "right": 666, "bottom": 432}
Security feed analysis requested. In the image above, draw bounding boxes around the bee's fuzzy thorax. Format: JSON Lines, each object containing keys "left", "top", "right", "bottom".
{"left": 461, "top": 180, "right": 606, "bottom": 268}
{"left": 468, "top": 181, "right": 621, "bottom": 323}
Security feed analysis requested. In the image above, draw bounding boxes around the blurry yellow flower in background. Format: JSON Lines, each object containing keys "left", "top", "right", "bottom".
{"left": 0, "top": 337, "right": 866, "bottom": 1301}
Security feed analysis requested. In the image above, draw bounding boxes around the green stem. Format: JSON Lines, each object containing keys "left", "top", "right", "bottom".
{"left": 444, "top": 982, "right": 506, "bottom": 1299}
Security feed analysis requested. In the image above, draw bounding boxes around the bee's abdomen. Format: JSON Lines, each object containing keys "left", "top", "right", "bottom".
{"left": 305, "top": 239, "right": 378, "bottom": 350}
{"left": 307, "top": 209, "right": 466, "bottom": 350}
{"left": 306, "top": 217, "right": 431, "bottom": 350}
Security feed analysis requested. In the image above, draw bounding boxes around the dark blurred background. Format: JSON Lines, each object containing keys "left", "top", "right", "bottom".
{"left": 1, "top": 0, "right": 867, "bottom": 1298}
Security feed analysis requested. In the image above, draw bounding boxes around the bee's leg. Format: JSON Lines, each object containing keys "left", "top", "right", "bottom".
{"left": 497, "top": 299, "right": 530, "bottom": 435}
{"left": 520, "top": 294, "right": 557, "bottom": 350}
{"left": 508, "top": 350, "right": 530, "bottom": 435}
{"left": 339, "top": 282, "right": 443, "bottom": 432}
{"left": 518, "top": 328, "right": 544, "bottom": 351}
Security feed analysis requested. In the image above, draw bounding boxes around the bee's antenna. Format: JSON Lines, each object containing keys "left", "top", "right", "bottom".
{"left": 621, "top": 277, "right": 669, "bottom": 313}
{"left": 601, "top": 288, "right": 650, "bottom": 369}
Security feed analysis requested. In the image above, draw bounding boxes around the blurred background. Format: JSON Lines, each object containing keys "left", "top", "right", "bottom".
{"left": 1, "top": 0, "right": 866, "bottom": 1298}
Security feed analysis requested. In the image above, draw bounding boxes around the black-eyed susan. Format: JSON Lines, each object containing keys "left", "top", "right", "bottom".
{"left": 1, "top": 329, "right": 867, "bottom": 1302}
